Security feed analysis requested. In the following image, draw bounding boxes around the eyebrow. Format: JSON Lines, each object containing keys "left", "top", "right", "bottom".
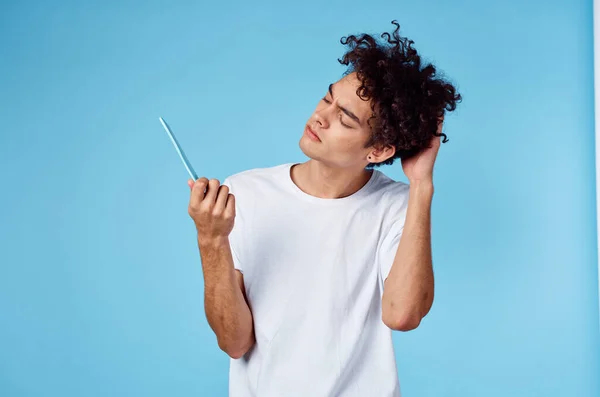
{"left": 329, "top": 83, "right": 361, "bottom": 125}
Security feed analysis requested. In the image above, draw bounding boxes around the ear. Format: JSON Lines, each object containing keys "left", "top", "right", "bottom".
{"left": 367, "top": 145, "right": 396, "bottom": 164}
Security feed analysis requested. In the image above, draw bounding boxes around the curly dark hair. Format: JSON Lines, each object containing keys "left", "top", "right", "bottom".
{"left": 338, "top": 20, "right": 462, "bottom": 167}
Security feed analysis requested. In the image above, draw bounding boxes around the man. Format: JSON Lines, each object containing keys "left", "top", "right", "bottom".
{"left": 186, "top": 21, "right": 461, "bottom": 397}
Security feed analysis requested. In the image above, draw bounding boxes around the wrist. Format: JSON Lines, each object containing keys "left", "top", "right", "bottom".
{"left": 409, "top": 179, "right": 434, "bottom": 196}
{"left": 197, "top": 234, "right": 229, "bottom": 250}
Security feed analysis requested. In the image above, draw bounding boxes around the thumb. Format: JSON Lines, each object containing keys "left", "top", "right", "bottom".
{"left": 187, "top": 179, "right": 194, "bottom": 189}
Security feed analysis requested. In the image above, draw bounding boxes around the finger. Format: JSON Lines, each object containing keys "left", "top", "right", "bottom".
{"left": 431, "top": 137, "right": 442, "bottom": 156}
{"left": 190, "top": 177, "right": 209, "bottom": 208}
{"left": 204, "top": 179, "right": 221, "bottom": 206}
{"left": 214, "top": 185, "right": 230, "bottom": 214}
{"left": 224, "top": 193, "right": 236, "bottom": 219}
{"left": 427, "top": 134, "right": 441, "bottom": 149}
{"left": 187, "top": 179, "right": 194, "bottom": 189}
{"left": 436, "top": 116, "right": 444, "bottom": 134}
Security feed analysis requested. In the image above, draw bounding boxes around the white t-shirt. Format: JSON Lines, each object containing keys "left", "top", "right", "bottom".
{"left": 222, "top": 163, "right": 410, "bottom": 397}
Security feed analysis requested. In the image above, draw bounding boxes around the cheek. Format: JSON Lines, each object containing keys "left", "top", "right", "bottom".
{"left": 328, "top": 129, "right": 368, "bottom": 153}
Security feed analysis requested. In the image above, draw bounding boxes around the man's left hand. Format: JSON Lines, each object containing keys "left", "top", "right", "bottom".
{"left": 401, "top": 118, "right": 444, "bottom": 185}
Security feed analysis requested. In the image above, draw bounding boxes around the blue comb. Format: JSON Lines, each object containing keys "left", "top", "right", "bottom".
{"left": 159, "top": 117, "right": 199, "bottom": 181}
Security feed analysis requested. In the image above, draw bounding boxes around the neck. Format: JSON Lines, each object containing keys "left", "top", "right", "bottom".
{"left": 290, "top": 160, "right": 373, "bottom": 199}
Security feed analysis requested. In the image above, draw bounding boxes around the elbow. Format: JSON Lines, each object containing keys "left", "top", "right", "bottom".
{"left": 222, "top": 346, "right": 247, "bottom": 360}
{"left": 381, "top": 290, "right": 433, "bottom": 332}
{"left": 218, "top": 336, "right": 254, "bottom": 359}
{"left": 225, "top": 348, "right": 249, "bottom": 360}
{"left": 382, "top": 311, "right": 422, "bottom": 332}
{"left": 381, "top": 297, "right": 425, "bottom": 331}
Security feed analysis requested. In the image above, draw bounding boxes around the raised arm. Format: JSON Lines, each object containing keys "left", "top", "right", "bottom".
{"left": 381, "top": 181, "right": 434, "bottom": 331}
{"left": 188, "top": 178, "right": 255, "bottom": 358}
{"left": 382, "top": 124, "right": 443, "bottom": 331}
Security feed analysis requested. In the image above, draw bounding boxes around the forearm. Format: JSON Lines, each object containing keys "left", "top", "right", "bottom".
{"left": 198, "top": 236, "right": 255, "bottom": 358}
{"left": 382, "top": 181, "right": 435, "bottom": 331}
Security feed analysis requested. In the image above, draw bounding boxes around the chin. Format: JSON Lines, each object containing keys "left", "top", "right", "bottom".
{"left": 299, "top": 136, "right": 318, "bottom": 161}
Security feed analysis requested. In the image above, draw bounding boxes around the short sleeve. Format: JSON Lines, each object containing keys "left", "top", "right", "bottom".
{"left": 378, "top": 219, "right": 404, "bottom": 284}
{"left": 222, "top": 177, "right": 244, "bottom": 274}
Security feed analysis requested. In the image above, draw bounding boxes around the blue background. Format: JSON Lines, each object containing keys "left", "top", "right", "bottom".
{"left": 1, "top": 0, "right": 598, "bottom": 396}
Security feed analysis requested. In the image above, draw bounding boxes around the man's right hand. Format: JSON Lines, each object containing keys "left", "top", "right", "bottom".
{"left": 187, "top": 178, "right": 236, "bottom": 246}
{"left": 187, "top": 178, "right": 254, "bottom": 358}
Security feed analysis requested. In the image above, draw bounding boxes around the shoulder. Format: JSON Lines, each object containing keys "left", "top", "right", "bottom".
{"left": 223, "top": 163, "right": 291, "bottom": 192}
{"left": 370, "top": 170, "right": 411, "bottom": 221}
{"left": 371, "top": 170, "right": 410, "bottom": 201}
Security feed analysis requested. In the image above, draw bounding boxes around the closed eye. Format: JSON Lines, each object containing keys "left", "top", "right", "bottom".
{"left": 339, "top": 114, "right": 352, "bottom": 128}
{"left": 322, "top": 97, "right": 353, "bottom": 128}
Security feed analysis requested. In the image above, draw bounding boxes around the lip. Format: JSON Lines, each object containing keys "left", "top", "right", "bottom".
{"left": 304, "top": 125, "right": 321, "bottom": 142}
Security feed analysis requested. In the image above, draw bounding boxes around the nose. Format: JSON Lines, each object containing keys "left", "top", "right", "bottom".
{"left": 313, "top": 109, "right": 329, "bottom": 129}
